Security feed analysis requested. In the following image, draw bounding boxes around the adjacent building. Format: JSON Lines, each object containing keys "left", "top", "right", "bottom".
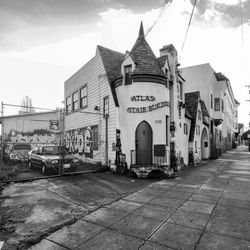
{"left": 0, "top": 110, "right": 62, "bottom": 148}
{"left": 182, "top": 63, "right": 239, "bottom": 158}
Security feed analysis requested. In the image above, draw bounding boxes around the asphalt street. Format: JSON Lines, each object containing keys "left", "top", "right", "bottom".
{"left": 1, "top": 145, "right": 250, "bottom": 250}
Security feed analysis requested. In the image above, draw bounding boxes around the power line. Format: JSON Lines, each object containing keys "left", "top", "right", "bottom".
{"left": 145, "top": 0, "right": 173, "bottom": 37}
{"left": 180, "top": 0, "right": 197, "bottom": 56}
{"left": 3, "top": 103, "right": 56, "bottom": 111}
{"left": 105, "top": 0, "right": 174, "bottom": 79}
{"left": 239, "top": 0, "right": 244, "bottom": 48}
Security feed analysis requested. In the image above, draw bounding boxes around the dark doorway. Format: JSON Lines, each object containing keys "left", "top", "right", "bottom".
{"left": 135, "top": 121, "right": 152, "bottom": 165}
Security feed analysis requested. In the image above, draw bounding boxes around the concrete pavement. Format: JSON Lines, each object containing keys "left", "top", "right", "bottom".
{"left": 1, "top": 145, "right": 250, "bottom": 249}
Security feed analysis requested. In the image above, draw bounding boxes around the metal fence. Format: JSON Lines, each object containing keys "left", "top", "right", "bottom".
{"left": 0, "top": 103, "right": 106, "bottom": 182}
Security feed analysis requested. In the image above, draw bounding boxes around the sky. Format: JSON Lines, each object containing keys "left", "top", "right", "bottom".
{"left": 0, "top": 0, "right": 250, "bottom": 127}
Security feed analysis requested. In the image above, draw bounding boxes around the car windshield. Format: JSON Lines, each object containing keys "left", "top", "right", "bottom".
{"left": 13, "top": 144, "right": 31, "bottom": 150}
{"left": 43, "top": 146, "right": 60, "bottom": 155}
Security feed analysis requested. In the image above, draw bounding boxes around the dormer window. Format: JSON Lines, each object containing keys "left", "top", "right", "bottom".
{"left": 124, "top": 65, "right": 132, "bottom": 85}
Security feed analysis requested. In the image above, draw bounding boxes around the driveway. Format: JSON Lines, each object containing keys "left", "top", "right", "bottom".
{"left": 1, "top": 145, "right": 250, "bottom": 249}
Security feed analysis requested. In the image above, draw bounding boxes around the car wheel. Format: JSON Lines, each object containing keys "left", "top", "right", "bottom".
{"left": 28, "top": 161, "right": 33, "bottom": 169}
{"left": 42, "top": 165, "right": 47, "bottom": 175}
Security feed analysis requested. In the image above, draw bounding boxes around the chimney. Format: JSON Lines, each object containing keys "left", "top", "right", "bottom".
{"left": 159, "top": 44, "right": 178, "bottom": 57}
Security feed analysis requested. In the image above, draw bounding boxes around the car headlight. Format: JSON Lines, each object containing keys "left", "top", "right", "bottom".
{"left": 45, "top": 159, "right": 58, "bottom": 165}
{"left": 51, "top": 160, "right": 59, "bottom": 164}
{"left": 72, "top": 158, "right": 79, "bottom": 163}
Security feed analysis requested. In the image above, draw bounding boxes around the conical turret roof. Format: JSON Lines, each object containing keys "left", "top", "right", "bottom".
{"left": 130, "top": 22, "right": 165, "bottom": 77}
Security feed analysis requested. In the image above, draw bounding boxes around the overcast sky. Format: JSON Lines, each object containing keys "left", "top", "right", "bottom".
{"left": 0, "top": 0, "right": 249, "bottom": 127}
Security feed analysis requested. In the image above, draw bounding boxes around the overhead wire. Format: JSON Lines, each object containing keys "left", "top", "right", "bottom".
{"left": 180, "top": 0, "right": 197, "bottom": 58}
{"left": 104, "top": 0, "right": 174, "bottom": 78}
{"left": 145, "top": 0, "right": 173, "bottom": 37}
{"left": 239, "top": 0, "right": 244, "bottom": 48}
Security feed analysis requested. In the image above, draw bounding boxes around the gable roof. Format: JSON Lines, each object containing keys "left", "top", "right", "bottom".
{"left": 215, "top": 72, "right": 229, "bottom": 81}
{"left": 200, "top": 100, "right": 209, "bottom": 117}
{"left": 98, "top": 45, "right": 125, "bottom": 107}
{"left": 185, "top": 91, "right": 200, "bottom": 142}
{"left": 129, "top": 22, "right": 165, "bottom": 77}
{"left": 234, "top": 98, "right": 240, "bottom": 105}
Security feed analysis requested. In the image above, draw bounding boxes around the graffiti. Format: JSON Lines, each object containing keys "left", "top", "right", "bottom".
{"left": 65, "top": 127, "right": 95, "bottom": 158}
{"left": 5, "top": 129, "right": 59, "bottom": 146}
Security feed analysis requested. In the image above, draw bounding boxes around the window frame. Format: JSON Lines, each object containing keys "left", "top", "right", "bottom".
{"left": 72, "top": 91, "right": 79, "bottom": 111}
{"left": 103, "top": 96, "right": 109, "bottom": 116}
{"left": 80, "top": 85, "right": 88, "bottom": 109}
{"left": 124, "top": 65, "right": 132, "bottom": 85}
{"left": 184, "top": 123, "right": 188, "bottom": 135}
{"left": 198, "top": 110, "right": 201, "bottom": 120}
{"left": 214, "top": 98, "right": 220, "bottom": 111}
{"left": 66, "top": 96, "right": 72, "bottom": 115}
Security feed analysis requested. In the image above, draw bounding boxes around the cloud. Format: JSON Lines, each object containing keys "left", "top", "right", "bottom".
{"left": 188, "top": 0, "right": 250, "bottom": 28}
{"left": 0, "top": 0, "right": 164, "bottom": 52}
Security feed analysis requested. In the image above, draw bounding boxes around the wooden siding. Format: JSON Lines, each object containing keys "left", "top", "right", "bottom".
{"left": 64, "top": 48, "right": 117, "bottom": 164}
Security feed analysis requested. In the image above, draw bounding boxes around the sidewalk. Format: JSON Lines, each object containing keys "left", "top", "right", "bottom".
{"left": 1, "top": 145, "right": 250, "bottom": 249}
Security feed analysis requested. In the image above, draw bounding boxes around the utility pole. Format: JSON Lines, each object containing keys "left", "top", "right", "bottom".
{"left": 104, "top": 114, "right": 109, "bottom": 166}
{"left": 1, "top": 102, "right": 4, "bottom": 176}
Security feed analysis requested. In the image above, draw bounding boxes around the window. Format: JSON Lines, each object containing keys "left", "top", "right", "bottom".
{"left": 235, "top": 110, "right": 238, "bottom": 117}
{"left": 166, "top": 116, "right": 169, "bottom": 146}
{"left": 66, "top": 96, "right": 72, "bottom": 114}
{"left": 214, "top": 98, "right": 220, "bottom": 111}
{"left": 103, "top": 96, "right": 109, "bottom": 116}
{"left": 196, "top": 125, "right": 200, "bottom": 135}
{"left": 124, "top": 65, "right": 132, "bottom": 85}
{"left": 72, "top": 91, "right": 78, "bottom": 111}
{"left": 80, "top": 86, "right": 87, "bottom": 108}
{"left": 198, "top": 110, "right": 201, "bottom": 120}
{"left": 184, "top": 123, "right": 188, "bottom": 135}
{"left": 91, "top": 125, "right": 98, "bottom": 150}
{"left": 195, "top": 141, "right": 197, "bottom": 153}
{"left": 180, "top": 82, "right": 183, "bottom": 100}
{"left": 211, "top": 94, "right": 213, "bottom": 109}
{"left": 219, "top": 131, "right": 222, "bottom": 142}
{"left": 221, "top": 99, "right": 224, "bottom": 112}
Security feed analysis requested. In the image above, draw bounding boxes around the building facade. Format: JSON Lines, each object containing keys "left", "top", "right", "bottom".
{"left": 64, "top": 23, "right": 190, "bottom": 176}
{"left": 181, "top": 63, "right": 239, "bottom": 158}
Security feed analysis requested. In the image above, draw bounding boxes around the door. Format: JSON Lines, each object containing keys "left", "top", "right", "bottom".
{"left": 135, "top": 121, "right": 152, "bottom": 165}
{"left": 201, "top": 128, "right": 209, "bottom": 159}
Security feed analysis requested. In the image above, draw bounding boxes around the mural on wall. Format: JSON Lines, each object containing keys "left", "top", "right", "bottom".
{"left": 5, "top": 129, "right": 59, "bottom": 145}
{"left": 65, "top": 127, "right": 95, "bottom": 159}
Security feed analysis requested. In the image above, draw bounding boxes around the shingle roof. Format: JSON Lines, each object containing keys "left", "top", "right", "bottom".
{"left": 185, "top": 107, "right": 193, "bottom": 120}
{"left": 130, "top": 22, "right": 165, "bottom": 77}
{"left": 185, "top": 91, "right": 200, "bottom": 142}
{"left": 234, "top": 98, "right": 240, "bottom": 105}
{"left": 200, "top": 100, "right": 209, "bottom": 117}
{"left": 158, "top": 55, "right": 168, "bottom": 68}
{"left": 200, "top": 100, "right": 209, "bottom": 126}
{"left": 98, "top": 45, "right": 125, "bottom": 107}
{"left": 215, "top": 72, "right": 229, "bottom": 81}
{"left": 98, "top": 45, "right": 124, "bottom": 83}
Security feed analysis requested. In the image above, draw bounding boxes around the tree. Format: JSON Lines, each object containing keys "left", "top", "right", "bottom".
{"left": 20, "top": 95, "right": 35, "bottom": 113}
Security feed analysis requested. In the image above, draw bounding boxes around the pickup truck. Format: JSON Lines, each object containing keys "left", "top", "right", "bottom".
{"left": 28, "top": 145, "right": 80, "bottom": 175}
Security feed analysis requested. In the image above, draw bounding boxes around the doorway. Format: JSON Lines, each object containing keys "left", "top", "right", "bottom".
{"left": 135, "top": 121, "right": 152, "bottom": 165}
{"left": 201, "top": 128, "right": 209, "bottom": 159}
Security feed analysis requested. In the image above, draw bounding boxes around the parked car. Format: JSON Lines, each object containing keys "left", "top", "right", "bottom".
{"left": 28, "top": 145, "right": 80, "bottom": 175}
{"left": 8, "top": 143, "right": 32, "bottom": 164}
